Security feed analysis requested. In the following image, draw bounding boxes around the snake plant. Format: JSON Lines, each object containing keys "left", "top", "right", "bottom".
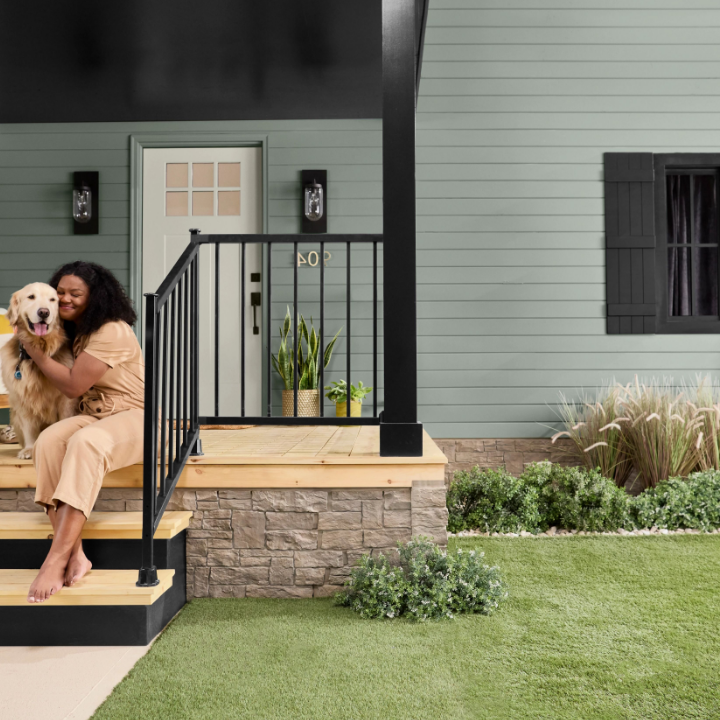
{"left": 271, "top": 306, "right": 341, "bottom": 391}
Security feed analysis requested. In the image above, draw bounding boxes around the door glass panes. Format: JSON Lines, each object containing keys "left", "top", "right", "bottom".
{"left": 667, "top": 172, "right": 720, "bottom": 316}
{"left": 192, "top": 163, "right": 213, "bottom": 187}
{"left": 166, "top": 162, "right": 241, "bottom": 217}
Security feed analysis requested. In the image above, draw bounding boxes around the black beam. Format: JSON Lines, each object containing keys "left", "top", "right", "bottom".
{"left": 380, "top": 0, "right": 423, "bottom": 457}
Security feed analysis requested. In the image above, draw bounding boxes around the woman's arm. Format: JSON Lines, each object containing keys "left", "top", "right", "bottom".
{"left": 22, "top": 345, "right": 109, "bottom": 399}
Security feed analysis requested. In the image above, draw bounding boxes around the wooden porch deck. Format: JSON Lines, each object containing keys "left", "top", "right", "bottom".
{"left": 0, "top": 425, "right": 447, "bottom": 489}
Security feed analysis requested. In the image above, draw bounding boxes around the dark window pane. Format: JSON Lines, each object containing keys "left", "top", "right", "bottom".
{"left": 667, "top": 174, "right": 691, "bottom": 244}
{"left": 669, "top": 246, "right": 691, "bottom": 316}
{"left": 693, "top": 174, "right": 718, "bottom": 245}
{"left": 694, "top": 246, "right": 719, "bottom": 315}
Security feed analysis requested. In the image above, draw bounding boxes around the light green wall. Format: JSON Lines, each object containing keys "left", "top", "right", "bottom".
{"left": 3, "top": 0, "right": 720, "bottom": 437}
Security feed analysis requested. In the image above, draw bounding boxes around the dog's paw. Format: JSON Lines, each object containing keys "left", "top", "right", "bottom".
{"left": 16, "top": 448, "right": 33, "bottom": 460}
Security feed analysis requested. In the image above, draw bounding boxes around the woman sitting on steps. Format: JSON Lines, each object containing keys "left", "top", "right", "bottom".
{"left": 23, "top": 261, "right": 144, "bottom": 603}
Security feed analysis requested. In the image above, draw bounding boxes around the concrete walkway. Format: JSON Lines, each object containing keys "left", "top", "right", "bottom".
{"left": 0, "top": 644, "right": 148, "bottom": 719}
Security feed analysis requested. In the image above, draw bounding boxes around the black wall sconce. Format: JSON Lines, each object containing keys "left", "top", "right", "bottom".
{"left": 301, "top": 169, "right": 327, "bottom": 234}
{"left": 73, "top": 171, "right": 98, "bottom": 234}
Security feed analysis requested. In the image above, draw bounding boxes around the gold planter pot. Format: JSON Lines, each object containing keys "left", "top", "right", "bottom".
{"left": 282, "top": 388, "right": 320, "bottom": 417}
{"left": 335, "top": 400, "right": 362, "bottom": 418}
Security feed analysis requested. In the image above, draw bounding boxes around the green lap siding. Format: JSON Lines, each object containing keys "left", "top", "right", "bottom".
{"left": 2, "top": 1, "right": 720, "bottom": 436}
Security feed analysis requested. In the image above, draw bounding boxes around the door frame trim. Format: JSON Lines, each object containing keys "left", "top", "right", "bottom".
{"left": 129, "top": 133, "right": 269, "bottom": 413}
{"left": 129, "top": 132, "right": 269, "bottom": 316}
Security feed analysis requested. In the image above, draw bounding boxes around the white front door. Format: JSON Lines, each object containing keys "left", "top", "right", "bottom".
{"left": 142, "top": 147, "right": 263, "bottom": 418}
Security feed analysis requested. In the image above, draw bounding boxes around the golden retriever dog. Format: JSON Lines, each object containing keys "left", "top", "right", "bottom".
{"left": 0, "top": 283, "right": 76, "bottom": 459}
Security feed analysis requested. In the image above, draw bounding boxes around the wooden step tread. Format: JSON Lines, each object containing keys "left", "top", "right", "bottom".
{"left": 0, "top": 569, "right": 174, "bottom": 606}
{"left": 0, "top": 511, "right": 193, "bottom": 540}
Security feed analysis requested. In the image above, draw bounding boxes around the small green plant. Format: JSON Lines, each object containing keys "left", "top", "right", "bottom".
{"left": 630, "top": 470, "right": 720, "bottom": 531}
{"left": 337, "top": 537, "right": 508, "bottom": 621}
{"left": 447, "top": 462, "right": 631, "bottom": 534}
{"left": 525, "top": 462, "right": 631, "bottom": 532}
{"left": 446, "top": 466, "right": 542, "bottom": 534}
{"left": 271, "top": 306, "right": 341, "bottom": 391}
{"left": 324, "top": 379, "right": 373, "bottom": 404}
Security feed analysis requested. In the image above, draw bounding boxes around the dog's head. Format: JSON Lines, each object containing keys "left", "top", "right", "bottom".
{"left": 6, "top": 283, "right": 62, "bottom": 338}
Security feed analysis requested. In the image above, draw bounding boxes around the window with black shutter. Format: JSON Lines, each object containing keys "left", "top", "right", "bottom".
{"left": 604, "top": 152, "right": 720, "bottom": 334}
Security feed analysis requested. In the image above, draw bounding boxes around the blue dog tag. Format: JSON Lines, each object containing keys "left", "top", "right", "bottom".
{"left": 14, "top": 370, "right": 21, "bottom": 380}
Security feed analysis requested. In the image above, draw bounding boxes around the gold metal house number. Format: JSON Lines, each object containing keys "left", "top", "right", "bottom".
{"left": 297, "top": 250, "right": 331, "bottom": 267}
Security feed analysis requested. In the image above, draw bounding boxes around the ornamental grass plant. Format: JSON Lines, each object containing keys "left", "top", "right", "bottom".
{"left": 554, "top": 385, "right": 632, "bottom": 487}
{"left": 554, "top": 375, "right": 720, "bottom": 489}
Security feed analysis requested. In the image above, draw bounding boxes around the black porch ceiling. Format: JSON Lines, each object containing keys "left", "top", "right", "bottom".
{"left": 0, "top": 0, "right": 428, "bottom": 124}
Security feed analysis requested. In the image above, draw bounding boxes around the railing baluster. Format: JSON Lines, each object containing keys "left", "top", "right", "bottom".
{"left": 320, "top": 240, "right": 325, "bottom": 418}
{"left": 241, "top": 241, "right": 246, "bottom": 417}
{"left": 183, "top": 267, "right": 189, "bottom": 447}
{"left": 168, "top": 289, "right": 176, "bottom": 474}
{"left": 214, "top": 243, "right": 220, "bottom": 417}
{"left": 175, "top": 277, "right": 182, "bottom": 463}
{"left": 293, "top": 240, "right": 298, "bottom": 417}
{"left": 267, "top": 246, "right": 272, "bottom": 417}
{"left": 373, "top": 240, "right": 378, "bottom": 418}
{"left": 346, "top": 242, "right": 351, "bottom": 418}
{"left": 160, "top": 303, "right": 168, "bottom": 496}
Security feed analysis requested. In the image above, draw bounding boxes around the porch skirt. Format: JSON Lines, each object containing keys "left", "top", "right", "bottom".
{"left": 33, "top": 409, "right": 144, "bottom": 518}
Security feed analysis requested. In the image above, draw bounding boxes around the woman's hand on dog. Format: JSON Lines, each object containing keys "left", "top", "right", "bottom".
{"left": 23, "top": 343, "right": 109, "bottom": 399}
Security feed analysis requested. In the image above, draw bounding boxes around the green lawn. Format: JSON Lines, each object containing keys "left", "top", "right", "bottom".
{"left": 93, "top": 537, "right": 720, "bottom": 720}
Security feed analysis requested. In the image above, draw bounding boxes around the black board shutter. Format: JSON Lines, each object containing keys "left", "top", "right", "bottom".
{"left": 604, "top": 152, "right": 656, "bottom": 334}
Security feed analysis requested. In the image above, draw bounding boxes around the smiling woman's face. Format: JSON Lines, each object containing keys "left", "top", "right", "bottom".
{"left": 56, "top": 275, "right": 90, "bottom": 323}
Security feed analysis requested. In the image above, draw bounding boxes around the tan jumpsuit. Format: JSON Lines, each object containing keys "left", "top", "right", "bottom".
{"left": 34, "top": 320, "right": 144, "bottom": 518}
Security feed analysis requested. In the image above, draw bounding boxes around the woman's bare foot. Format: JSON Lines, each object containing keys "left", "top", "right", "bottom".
{"left": 64, "top": 546, "right": 92, "bottom": 586}
{"left": 27, "top": 558, "right": 67, "bottom": 603}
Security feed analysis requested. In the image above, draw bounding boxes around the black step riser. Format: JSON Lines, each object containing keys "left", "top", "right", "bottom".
{"left": 0, "top": 536, "right": 183, "bottom": 571}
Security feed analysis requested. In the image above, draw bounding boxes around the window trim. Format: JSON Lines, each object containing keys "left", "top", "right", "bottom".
{"left": 654, "top": 153, "right": 720, "bottom": 334}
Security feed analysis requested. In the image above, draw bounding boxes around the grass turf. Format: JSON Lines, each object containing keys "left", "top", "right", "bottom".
{"left": 93, "top": 536, "right": 720, "bottom": 720}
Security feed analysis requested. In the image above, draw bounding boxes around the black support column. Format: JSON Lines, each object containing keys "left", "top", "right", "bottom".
{"left": 380, "top": 0, "right": 423, "bottom": 457}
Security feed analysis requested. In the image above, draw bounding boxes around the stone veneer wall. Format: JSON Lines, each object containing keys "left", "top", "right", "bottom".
{"left": 434, "top": 438, "right": 576, "bottom": 485}
{"left": 0, "top": 483, "right": 449, "bottom": 600}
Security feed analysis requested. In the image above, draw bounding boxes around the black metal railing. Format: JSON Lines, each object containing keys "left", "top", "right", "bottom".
{"left": 197, "top": 233, "right": 382, "bottom": 425}
{"left": 138, "top": 239, "right": 201, "bottom": 586}
{"left": 138, "top": 231, "right": 383, "bottom": 585}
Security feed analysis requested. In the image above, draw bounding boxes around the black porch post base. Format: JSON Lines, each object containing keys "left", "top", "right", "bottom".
{"left": 137, "top": 565, "right": 159, "bottom": 587}
{"left": 379, "top": 420, "right": 423, "bottom": 457}
{"left": 191, "top": 436, "right": 204, "bottom": 456}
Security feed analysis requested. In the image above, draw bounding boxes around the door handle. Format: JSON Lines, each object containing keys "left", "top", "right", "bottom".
{"left": 251, "top": 292, "right": 261, "bottom": 335}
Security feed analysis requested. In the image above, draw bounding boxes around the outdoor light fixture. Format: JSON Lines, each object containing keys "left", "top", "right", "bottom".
{"left": 73, "top": 184, "right": 91, "bottom": 223}
{"left": 73, "top": 171, "right": 99, "bottom": 234}
{"left": 301, "top": 169, "right": 327, "bottom": 233}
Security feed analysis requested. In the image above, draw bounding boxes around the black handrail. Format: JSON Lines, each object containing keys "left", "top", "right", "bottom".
{"left": 138, "top": 230, "right": 383, "bottom": 585}
{"left": 137, "top": 234, "right": 201, "bottom": 587}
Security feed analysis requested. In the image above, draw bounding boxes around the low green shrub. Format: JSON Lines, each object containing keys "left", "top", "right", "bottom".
{"left": 525, "top": 463, "right": 631, "bottom": 532}
{"left": 337, "top": 537, "right": 507, "bottom": 621}
{"left": 446, "top": 466, "right": 542, "bottom": 534}
{"left": 630, "top": 470, "right": 720, "bottom": 531}
{"left": 447, "top": 463, "right": 720, "bottom": 534}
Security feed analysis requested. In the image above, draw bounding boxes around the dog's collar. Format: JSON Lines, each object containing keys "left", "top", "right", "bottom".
{"left": 14, "top": 342, "right": 30, "bottom": 381}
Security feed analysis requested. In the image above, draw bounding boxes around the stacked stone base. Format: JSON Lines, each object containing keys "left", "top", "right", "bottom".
{"left": 169, "top": 482, "right": 448, "bottom": 599}
{"left": 435, "top": 438, "right": 576, "bottom": 484}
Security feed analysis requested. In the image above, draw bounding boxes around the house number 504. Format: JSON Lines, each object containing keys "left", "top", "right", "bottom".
{"left": 297, "top": 251, "right": 331, "bottom": 267}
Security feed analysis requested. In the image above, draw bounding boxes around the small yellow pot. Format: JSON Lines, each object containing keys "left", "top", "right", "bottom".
{"left": 335, "top": 400, "right": 362, "bottom": 418}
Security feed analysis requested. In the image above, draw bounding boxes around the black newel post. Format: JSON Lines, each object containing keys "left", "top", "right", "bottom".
{"left": 380, "top": 0, "right": 423, "bottom": 456}
{"left": 138, "top": 292, "right": 159, "bottom": 587}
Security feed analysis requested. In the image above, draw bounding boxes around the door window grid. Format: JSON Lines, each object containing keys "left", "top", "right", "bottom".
{"left": 165, "top": 162, "right": 241, "bottom": 217}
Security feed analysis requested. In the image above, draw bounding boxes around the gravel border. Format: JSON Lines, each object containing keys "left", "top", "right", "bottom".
{"left": 449, "top": 526, "right": 720, "bottom": 538}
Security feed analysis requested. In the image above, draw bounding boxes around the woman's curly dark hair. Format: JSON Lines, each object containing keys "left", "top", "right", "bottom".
{"left": 48, "top": 261, "right": 137, "bottom": 346}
